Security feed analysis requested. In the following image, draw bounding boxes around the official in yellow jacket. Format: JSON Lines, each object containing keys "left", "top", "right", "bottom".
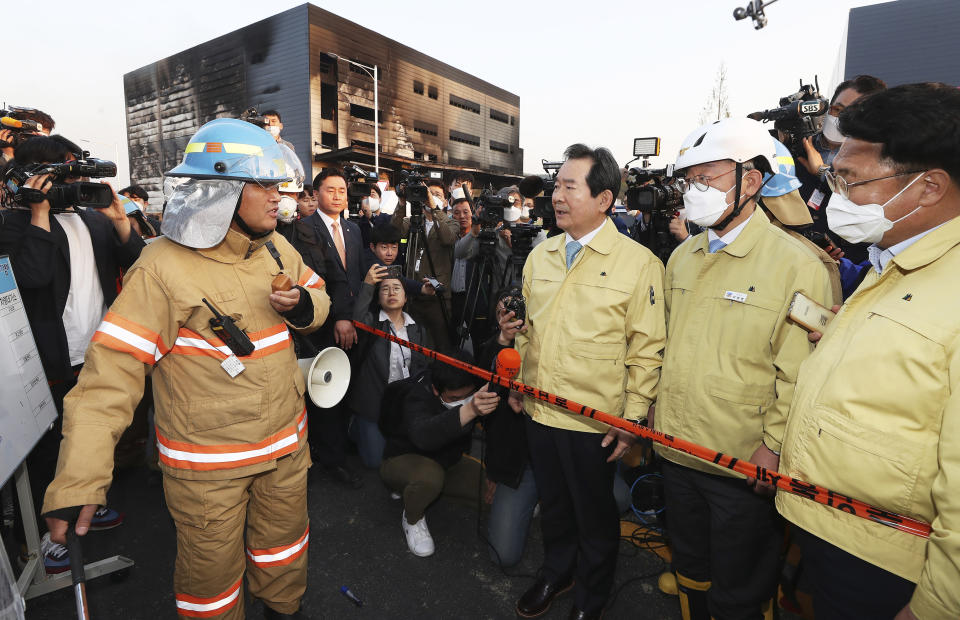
{"left": 514, "top": 144, "right": 665, "bottom": 620}
{"left": 777, "top": 83, "right": 960, "bottom": 620}
{"left": 43, "top": 119, "right": 330, "bottom": 619}
{"left": 653, "top": 118, "right": 832, "bottom": 620}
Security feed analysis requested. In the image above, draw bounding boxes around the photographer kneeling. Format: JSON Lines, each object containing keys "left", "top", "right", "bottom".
{"left": 379, "top": 355, "right": 504, "bottom": 557}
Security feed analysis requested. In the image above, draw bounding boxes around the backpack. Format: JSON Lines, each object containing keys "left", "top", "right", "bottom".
{"left": 377, "top": 369, "right": 430, "bottom": 438}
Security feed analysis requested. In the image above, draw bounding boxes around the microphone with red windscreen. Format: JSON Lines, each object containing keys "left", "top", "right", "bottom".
{"left": 492, "top": 347, "right": 521, "bottom": 398}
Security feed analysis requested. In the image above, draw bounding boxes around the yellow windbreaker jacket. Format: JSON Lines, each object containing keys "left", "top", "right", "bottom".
{"left": 43, "top": 229, "right": 330, "bottom": 514}
{"left": 654, "top": 210, "right": 832, "bottom": 475}
{"left": 778, "top": 216, "right": 960, "bottom": 620}
{"left": 514, "top": 218, "right": 665, "bottom": 433}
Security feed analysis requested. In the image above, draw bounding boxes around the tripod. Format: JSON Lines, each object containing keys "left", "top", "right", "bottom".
{"left": 405, "top": 203, "right": 452, "bottom": 342}
{"left": 456, "top": 229, "right": 505, "bottom": 351}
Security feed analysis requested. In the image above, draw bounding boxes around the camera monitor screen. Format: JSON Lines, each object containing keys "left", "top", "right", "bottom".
{"left": 633, "top": 137, "right": 660, "bottom": 158}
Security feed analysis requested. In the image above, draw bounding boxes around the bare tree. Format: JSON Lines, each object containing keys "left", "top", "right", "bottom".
{"left": 698, "top": 63, "right": 731, "bottom": 125}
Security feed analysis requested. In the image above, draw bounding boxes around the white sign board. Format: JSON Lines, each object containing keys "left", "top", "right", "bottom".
{"left": 0, "top": 256, "right": 57, "bottom": 486}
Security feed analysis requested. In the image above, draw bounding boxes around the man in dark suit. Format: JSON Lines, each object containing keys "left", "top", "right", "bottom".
{"left": 306, "top": 167, "right": 364, "bottom": 488}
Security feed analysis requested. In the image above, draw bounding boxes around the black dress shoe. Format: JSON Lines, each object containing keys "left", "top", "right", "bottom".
{"left": 516, "top": 576, "right": 574, "bottom": 618}
{"left": 567, "top": 606, "right": 602, "bottom": 620}
{"left": 328, "top": 464, "right": 363, "bottom": 489}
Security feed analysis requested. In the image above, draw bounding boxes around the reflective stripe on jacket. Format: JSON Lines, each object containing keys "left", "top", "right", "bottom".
{"left": 514, "top": 218, "right": 665, "bottom": 433}
{"left": 778, "top": 215, "right": 960, "bottom": 620}
{"left": 43, "top": 229, "right": 330, "bottom": 514}
{"left": 654, "top": 209, "right": 832, "bottom": 475}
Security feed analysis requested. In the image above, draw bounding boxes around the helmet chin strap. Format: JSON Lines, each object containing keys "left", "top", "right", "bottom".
{"left": 232, "top": 193, "right": 272, "bottom": 239}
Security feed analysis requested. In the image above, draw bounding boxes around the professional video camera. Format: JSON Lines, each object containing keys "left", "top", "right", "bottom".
{"left": 0, "top": 107, "right": 48, "bottom": 150}
{"left": 748, "top": 78, "right": 828, "bottom": 156}
{"left": 2, "top": 157, "right": 118, "bottom": 211}
{"left": 622, "top": 137, "right": 687, "bottom": 265}
{"left": 518, "top": 159, "right": 562, "bottom": 231}
{"left": 344, "top": 164, "right": 378, "bottom": 219}
{"left": 473, "top": 191, "right": 508, "bottom": 257}
{"left": 397, "top": 166, "right": 431, "bottom": 217}
{"left": 625, "top": 165, "right": 683, "bottom": 213}
{"left": 239, "top": 107, "right": 268, "bottom": 129}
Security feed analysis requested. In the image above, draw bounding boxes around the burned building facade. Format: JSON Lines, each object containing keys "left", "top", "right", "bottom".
{"left": 123, "top": 3, "right": 521, "bottom": 210}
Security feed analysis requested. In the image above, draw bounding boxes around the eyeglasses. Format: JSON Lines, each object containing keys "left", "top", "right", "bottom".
{"left": 824, "top": 169, "right": 924, "bottom": 200}
{"left": 380, "top": 285, "right": 404, "bottom": 294}
{"left": 678, "top": 168, "right": 737, "bottom": 193}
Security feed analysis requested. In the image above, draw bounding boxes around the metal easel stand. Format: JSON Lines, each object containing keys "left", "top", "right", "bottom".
{"left": 13, "top": 463, "right": 133, "bottom": 602}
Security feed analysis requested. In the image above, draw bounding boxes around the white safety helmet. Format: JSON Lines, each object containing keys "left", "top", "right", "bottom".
{"left": 675, "top": 117, "right": 778, "bottom": 175}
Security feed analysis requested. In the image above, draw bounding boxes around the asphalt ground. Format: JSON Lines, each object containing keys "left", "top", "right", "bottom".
{"left": 12, "top": 455, "right": 682, "bottom": 620}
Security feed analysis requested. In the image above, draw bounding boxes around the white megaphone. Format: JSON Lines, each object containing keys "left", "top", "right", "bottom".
{"left": 298, "top": 347, "right": 351, "bottom": 407}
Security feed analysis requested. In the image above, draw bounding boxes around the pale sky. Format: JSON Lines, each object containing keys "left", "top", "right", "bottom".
{"left": 3, "top": 0, "right": 880, "bottom": 189}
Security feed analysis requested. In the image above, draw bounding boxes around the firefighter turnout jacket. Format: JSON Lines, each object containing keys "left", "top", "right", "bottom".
{"left": 43, "top": 228, "right": 330, "bottom": 513}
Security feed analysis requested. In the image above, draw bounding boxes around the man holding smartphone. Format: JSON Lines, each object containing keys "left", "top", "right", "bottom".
{"left": 653, "top": 118, "right": 831, "bottom": 620}
{"left": 778, "top": 83, "right": 960, "bottom": 620}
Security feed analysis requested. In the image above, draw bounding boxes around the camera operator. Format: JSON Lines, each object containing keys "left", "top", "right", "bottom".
{"left": 0, "top": 107, "right": 55, "bottom": 166}
{"left": 474, "top": 291, "right": 538, "bottom": 567}
{"left": 794, "top": 76, "right": 887, "bottom": 263}
{"left": 262, "top": 109, "right": 295, "bottom": 152}
{"left": 391, "top": 181, "right": 459, "bottom": 353}
{"left": 777, "top": 83, "right": 960, "bottom": 620}
{"left": 513, "top": 143, "right": 666, "bottom": 620}
{"left": 453, "top": 194, "right": 512, "bottom": 349}
{"left": 379, "top": 353, "right": 502, "bottom": 557}
{"left": 653, "top": 118, "right": 832, "bottom": 620}
{"left": 427, "top": 178, "right": 448, "bottom": 211}
{"left": 357, "top": 188, "right": 391, "bottom": 247}
{"left": 0, "top": 135, "right": 145, "bottom": 568}
{"left": 40, "top": 118, "right": 330, "bottom": 619}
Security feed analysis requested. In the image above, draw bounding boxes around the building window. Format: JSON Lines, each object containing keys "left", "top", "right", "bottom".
{"left": 348, "top": 59, "right": 381, "bottom": 80}
{"left": 352, "top": 139, "right": 375, "bottom": 150}
{"left": 413, "top": 80, "right": 424, "bottom": 95}
{"left": 449, "top": 94, "right": 481, "bottom": 114}
{"left": 320, "top": 83, "right": 337, "bottom": 120}
{"left": 427, "top": 153, "right": 438, "bottom": 162}
{"left": 413, "top": 120, "right": 438, "bottom": 136}
{"left": 320, "top": 132, "right": 337, "bottom": 149}
{"left": 510, "top": 115, "right": 516, "bottom": 126}
{"left": 490, "top": 108, "right": 510, "bottom": 124}
{"left": 490, "top": 140, "right": 510, "bottom": 153}
{"left": 449, "top": 130, "right": 481, "bottom": 147}
{"left": 316, "top": 57, "right": 332, "bottom": 74}
{"left": 428, "top": 85, "right": 438, "bottom": 100}
{"left": 350, "top": 103, "right": 382, "bottom": 123}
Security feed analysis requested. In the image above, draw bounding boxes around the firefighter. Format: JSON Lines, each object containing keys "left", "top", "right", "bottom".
{"left": 42, "top": 118, "right": 330, "bottom": 619}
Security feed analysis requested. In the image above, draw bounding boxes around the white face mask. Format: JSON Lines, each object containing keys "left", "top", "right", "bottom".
{"left": 441, "top": 394, "right": 472, "bottom": 410}
{"left": 267, "top": 125, "right": 281, "bottom": 137}
{"left": 503, "top": 206, "right": 521, "bottom": 222}
{"left": 826, "top": 173, "right": 925, "bottom": 245}
{"left": 368, "top": 197, "right": 380, "bottom": 213}
{"left": 822, "top": 114, "right": 845, "bottom": 144}
{"left": 431, "top": 194, "right": 445, "bottom": 209}
{"left": 377, "top": 181, "right": 388, "bottom": 191}
{"left": 521, "top": 206, "right": 530, "bottom": 219}
{"left": 683, "top": 182, "right": 740, "bottom": 228}
{"left": 277, "top": 196, "right": 298, "bottom": 223}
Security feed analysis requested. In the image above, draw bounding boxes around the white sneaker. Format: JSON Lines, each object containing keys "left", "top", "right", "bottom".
{"left": 401, "top": 511, "right": 435, "bottom": 557}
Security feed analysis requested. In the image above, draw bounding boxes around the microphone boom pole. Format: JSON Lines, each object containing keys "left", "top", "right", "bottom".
{"left": 352, "top": 320, "right": 932, "bottom": 539}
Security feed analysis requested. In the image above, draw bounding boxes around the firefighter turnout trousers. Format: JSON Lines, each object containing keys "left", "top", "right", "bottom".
{"left": 164, "top": 445, "right": 310, "bottom": 618}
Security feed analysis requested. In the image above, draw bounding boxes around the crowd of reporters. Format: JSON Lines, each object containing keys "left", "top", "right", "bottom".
{"left": 1, "top": 74, "right": 958, "bottom": 620}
